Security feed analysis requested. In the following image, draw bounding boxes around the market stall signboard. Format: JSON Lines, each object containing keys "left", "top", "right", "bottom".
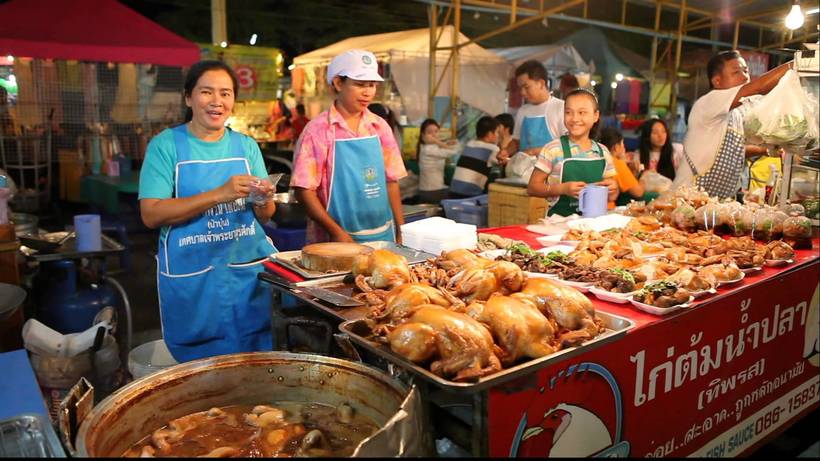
{"left": 489, "top": 262, "right": 819, "bottom": 457}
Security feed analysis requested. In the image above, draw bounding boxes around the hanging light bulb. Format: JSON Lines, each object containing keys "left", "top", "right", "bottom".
{"left": 473, "top": 11, "right": 480, "bottom": 19}
{"left": 615, "top": 73, "right": 624, "bottom": 82}
{"left": 610, "top": 82, "right": 618, "bottom": 89}
{"left": 249, "top": 34, "right": 258, "bottom": 45}
{"left": 590, "top": 80, "right": 597, "bottom": 87}
{"left": 785, "top": 2, "right": 805, "bottom": 30}
{"left": 220, "top": 41, "right": 228, "bottom": 48}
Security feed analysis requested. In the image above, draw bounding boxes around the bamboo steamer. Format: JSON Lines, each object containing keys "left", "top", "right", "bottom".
{"left": 300, "top": 242, "right": 373, "bottom": 272}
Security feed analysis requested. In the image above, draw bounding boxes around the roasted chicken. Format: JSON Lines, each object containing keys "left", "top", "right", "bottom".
{"left": 477, "top": 295, "right": 558, "bottom": 366}
{"left": 435, "top": 249, "right": 492, "bottom": 272}
{"left": 353, "top": 249, "right": 411, "bottom": 291}
{"left": 370, "top": 283, "right": 460, "bottom": 322}
{"left": 387, "top": 305, "right": 502, "bottom": 381}
{"left": 515, "top": 278, "right": 604, "bottom": 347}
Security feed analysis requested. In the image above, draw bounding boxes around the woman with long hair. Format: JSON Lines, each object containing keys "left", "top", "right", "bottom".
{"left": 417, "top": 118, "right": 459, "bottom": 203}
{"left": 634, "top": 118, "right": 682, "bottom": 181}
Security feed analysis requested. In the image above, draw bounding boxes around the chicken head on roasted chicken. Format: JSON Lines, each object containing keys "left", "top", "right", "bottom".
{"left": 352, "top": 249, "right": 412, "bottom": 291}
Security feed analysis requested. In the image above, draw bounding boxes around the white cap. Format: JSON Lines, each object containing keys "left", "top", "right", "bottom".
{"left": 326, "top": 50, "right": 384, "bottom": 85}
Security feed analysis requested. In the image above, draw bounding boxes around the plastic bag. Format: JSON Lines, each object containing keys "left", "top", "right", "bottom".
{"left": 506, "top": 152, "right": 537, "bottom": 183}
{"left": 695, "top": 203, "right": 720, "bottom": 231}
{"left": 745, "top": 70, "right": 813, "bottom": 146}
{"left": 671, "top": 204, "right": 697, "bottom": 232}
{"left": 783, "top": 215, "right": 812, "bottom": 240}
{"left": 640, "top": 170, "right": 673, "bottom": 194}
{"left": 729, "top": 207, "right": 754, "bottom": 237}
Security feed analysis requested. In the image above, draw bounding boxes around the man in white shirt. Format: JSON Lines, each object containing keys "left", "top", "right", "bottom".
{"left": 505, "top": 60, "right": 565, "bottom": 182}
{"left": 675, "top": 50, "right": 792, "bottom": 198}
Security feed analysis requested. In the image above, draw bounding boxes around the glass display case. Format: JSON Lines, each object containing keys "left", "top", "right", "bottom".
{"left": 778, "top": 42, "right": 820, "bottom": 225}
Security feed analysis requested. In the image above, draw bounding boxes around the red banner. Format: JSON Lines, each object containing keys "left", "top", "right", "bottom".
{"left": 489, "top": 262, "right": 820, "bottom": 457}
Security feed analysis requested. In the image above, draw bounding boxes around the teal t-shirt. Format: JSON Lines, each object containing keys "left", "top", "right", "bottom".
{"left": 138, "top": 126, "right": 269, "bottom": 241}
{"left": 139, "top": 126, "right": 267, "bottom": 201}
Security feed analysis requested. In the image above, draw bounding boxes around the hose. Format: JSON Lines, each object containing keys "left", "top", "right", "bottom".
{"left": 102, "top": 275, "right": 132, "bottom": 362}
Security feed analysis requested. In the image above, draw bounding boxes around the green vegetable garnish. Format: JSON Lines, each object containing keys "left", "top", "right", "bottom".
{"left": 543, "top": 251, "right": 569, "bottom": 263}
{"left": 507, "top": 243, "right": 536, "bottom": 256}
{"left": 641, "top": 280, "right": 678, "bottom": 294}
{"left": 610, "top": 268, "right": 635, "bottom": 284}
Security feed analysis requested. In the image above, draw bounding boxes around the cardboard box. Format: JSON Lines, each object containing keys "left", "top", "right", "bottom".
{"left": 488, "top": 182, "right": 547, "bottom": 227}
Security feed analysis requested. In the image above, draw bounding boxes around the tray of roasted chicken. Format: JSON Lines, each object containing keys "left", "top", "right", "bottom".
{"left": 338, "top": 309, "right": 634, "bottom": 393}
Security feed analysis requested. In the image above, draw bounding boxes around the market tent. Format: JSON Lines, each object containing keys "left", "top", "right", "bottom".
{"left": 293, "top": 26, "right": 510, "bottom": 121}
{"left": 558, "top": 27, "right": 646, "bottom": 110}
{"left": 491, "top": 44, "right": 590, "bottom": 74}
{"left": 0, "top": 0, "right": 199, "bottom": 66}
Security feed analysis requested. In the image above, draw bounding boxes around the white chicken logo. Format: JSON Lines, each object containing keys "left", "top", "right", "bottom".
{"left": 805, "top": 284, "right": 819, "bottom": 368}
{"left": 519, "top": 403, "right": 613, "bottom": 457}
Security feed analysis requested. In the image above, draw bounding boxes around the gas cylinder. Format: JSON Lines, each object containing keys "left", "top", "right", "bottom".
{"left": 35, "top": 260, "right": 118, "bottom": 334}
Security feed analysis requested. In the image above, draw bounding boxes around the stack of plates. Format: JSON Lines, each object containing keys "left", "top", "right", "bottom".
{"left": 401, "top": 217, "right": 477, "bottom": 255}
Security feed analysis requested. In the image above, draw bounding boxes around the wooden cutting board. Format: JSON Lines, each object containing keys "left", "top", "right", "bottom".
{"left": 300, "top": 242, "right": 373, "bottom": 273}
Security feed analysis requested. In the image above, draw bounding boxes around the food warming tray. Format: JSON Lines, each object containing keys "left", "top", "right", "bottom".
{"left": 269, "top": 242, "right": 435, "bottom": 280}
{"left": 0, "top": 413, "right": 65, "bottom": 457}
{"left": 338, "top": 311, "right": 636, "bottom": 393}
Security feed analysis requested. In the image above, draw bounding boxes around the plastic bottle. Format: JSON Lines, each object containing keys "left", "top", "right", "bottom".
{"left": 0, "top": 175, "right": 10, "bottom": 225}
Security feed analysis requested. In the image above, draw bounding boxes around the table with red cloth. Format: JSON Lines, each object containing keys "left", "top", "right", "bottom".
{"left": 262, "top": 225, "right": 820, "bottom": 457}
{"left": 478, "top": 225, "right": 819, "bottom": 457}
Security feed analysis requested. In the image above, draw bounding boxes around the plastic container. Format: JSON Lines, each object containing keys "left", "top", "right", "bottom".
{"left": 128, "top": 339, "right": 178, "bottom": 380}
{"left": 441, "top": 194, "right": 489, "bottom": 227}
{"left": 263, "top": 224, "right": 307, "bottom": 252}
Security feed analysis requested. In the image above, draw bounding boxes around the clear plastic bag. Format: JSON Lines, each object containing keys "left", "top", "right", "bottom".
{"left": 783, "top": 215, "right": 812, "bottom": 240}
{"left": 745, "top": 70, "right": 813, "bottom": 146}
{"left": 671, "top": 204, "right": 697, "bottom": 232}
{"left": 640, "top": 170, "right": 673, "bottom": 194}
{"left": 729, "top": 207, "right": 754, "bottom": 237}
{"left": 695, "top": 203, "right": 720, "bottom": 231}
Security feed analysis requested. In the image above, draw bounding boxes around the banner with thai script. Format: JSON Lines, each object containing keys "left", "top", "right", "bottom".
{"left": 489, "top": 262, "right": 820, "bottom": 457}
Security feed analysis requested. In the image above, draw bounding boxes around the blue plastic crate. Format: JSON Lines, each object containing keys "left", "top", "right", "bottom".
{"left": 440, "top": 194, "right": 488, "bottom": 227}
{"left": 263, "top": 224, "right": 307, "bottom": 251}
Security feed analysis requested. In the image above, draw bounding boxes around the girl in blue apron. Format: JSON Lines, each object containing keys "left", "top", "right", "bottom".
{"left": 527, "top": 88, "right": 619, "bottom": 217}
{"left": 138, "top": 61, "right": 277, "bottom": 362}
{"left": 291, "top": 50, "right": 407, "bottom": 244}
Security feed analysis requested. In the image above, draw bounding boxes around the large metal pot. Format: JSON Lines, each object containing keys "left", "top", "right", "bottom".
{"left": 272, "top": 192, "right": 307, "bottom": 228}
{"left": 73, "top": 352, "right": 429, "bottom": 457}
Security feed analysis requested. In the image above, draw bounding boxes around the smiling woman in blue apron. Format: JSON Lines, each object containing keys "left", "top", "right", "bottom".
{"left": 138, "top": 61, "right": 278, "bottom": 362}
{"left": 291, "top": 50, "right": 407, "bottom": 244}
{"left": 527, "top": 88, "right": 619, "bottom": 217}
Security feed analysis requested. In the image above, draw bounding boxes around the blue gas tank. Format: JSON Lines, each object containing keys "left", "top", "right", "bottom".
{"left": 36, "top": 260, "right": 118, "bottom": 334}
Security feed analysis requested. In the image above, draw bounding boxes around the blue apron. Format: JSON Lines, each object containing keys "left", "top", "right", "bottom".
{"left": 327, "top": 134, "right": 395, "bottom": 243}
{"left": 157, "top": 125, "right": 275, "bottom": 362}
{"left": 520, "top": 115, "right": 553, "bottom": 151}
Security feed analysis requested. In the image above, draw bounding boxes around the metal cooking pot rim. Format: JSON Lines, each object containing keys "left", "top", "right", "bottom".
{"left": 75, "top": 351, "right": 408, "bottom": 455}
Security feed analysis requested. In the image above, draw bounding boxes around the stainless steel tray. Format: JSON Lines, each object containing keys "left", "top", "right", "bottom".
{"left": 269, "top": 275, "right": 371, "bottom": 322}
{"left": 0, "top": 413, "right": 66, "bottom": 457}
{"left": 21, "top": 231, "right": 125, "bottom": 262}
{"left": 338, "top": 311, "right": 635, "bottom": 393}
{"left": 269, "top": 242, "right": 436, "bottom": 280}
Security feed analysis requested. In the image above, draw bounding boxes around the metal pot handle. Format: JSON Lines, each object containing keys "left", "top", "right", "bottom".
{"left": 57, "top": 377, "right": 94, "bottom": 457}
{"left": 333, "top": 333, "right": 362, "bottom": 362}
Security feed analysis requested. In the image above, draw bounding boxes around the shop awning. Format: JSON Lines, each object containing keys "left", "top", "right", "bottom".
{"left": 0, "top": 0, "right": 199, "bottom": 66}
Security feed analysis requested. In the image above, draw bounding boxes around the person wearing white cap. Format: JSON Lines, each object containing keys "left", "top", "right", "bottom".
{"left": 291, "top": 50, "right": 407, "bottom": 243}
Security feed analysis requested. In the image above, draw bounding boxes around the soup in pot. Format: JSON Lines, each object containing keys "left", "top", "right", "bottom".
{"left": 122, "top": 401, "right": 378, "bottom": 457}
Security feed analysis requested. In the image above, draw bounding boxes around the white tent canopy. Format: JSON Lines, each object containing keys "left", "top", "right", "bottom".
{"left": 293, "top": 26, "right": 510, "bottom": 121}
{"left": 491, "top": 44, "right": 591, "bottom": 74}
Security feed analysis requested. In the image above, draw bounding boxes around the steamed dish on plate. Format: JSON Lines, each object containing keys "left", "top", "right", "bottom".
{"left": 765, "top": 240, "right": 795, "bottom": 261}
{"left": 633, "top": 281, "right": 691, "bottom": 308}
{"left": 666, "top": 268, "right": 716, "bottom": 291}
{"left": 594, "top": 268, "right": 646, "bottom": 293}
{"left": 698, "top": 263, "right": 743, "bottom": 283}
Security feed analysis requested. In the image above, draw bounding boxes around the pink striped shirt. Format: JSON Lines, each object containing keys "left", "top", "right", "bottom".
{"left": 290, "top": 103, "right": 406, "bottom": 243}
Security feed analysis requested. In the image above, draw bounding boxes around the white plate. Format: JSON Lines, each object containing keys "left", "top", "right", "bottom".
{"left": 689, "top": 288, "right": 717, "bottom": 298}
{"left": 479, "top": 249, "right": 507, "bottom": 260}
{"left": 629, "top": 295, "right": 694, "bottom": 316}
{"left": 535, "top": 234, "right": 566, "bottom": 244}
{"left": 566, "top": 214, "right": 634, "bottom": 232}
{"left": 537, "top": 245, "right": 575, "bottom": 255}
{"left": 555, "top": 278, "right": 593, "bottom": 292}
{"left": 589, "top": 286, "right": 635, "bottom": 304}
{"left": 739, "top": 266, "right": 763, "bottom": 274}
{"left": 718, "top": 272, "right": 746, "bottom": 286}
{"left": 764, "top": 258, "right": 793, "bottom": 267}
{"left": 526, "top": 271, "right": 560, "bottom": 279}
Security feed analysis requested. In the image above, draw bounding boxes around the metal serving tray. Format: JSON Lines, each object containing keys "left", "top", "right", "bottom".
{"left": 0, "top": 413, "right": 65, "bottom": 457}
{"left": 268, "top": 275, "right": 371, "bottom": 321}
{"left": 269, "top": 242, "right": 436, "bottom": 280}
{"left": 338, "top": 311, "right": 635, "bottom": 393}
{"left": 21, "top": 231, "right": 125, "bottom": 263}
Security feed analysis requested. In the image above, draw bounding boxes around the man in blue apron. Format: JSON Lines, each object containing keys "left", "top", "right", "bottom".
{"left": 139, "top": 61, "right": 276, "bottom": 362}
{"left": 506, "top": 60, "right": 566, "bottom": 182}
{"left": 291, "top": 50, "right": 407, "bottom": 244}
